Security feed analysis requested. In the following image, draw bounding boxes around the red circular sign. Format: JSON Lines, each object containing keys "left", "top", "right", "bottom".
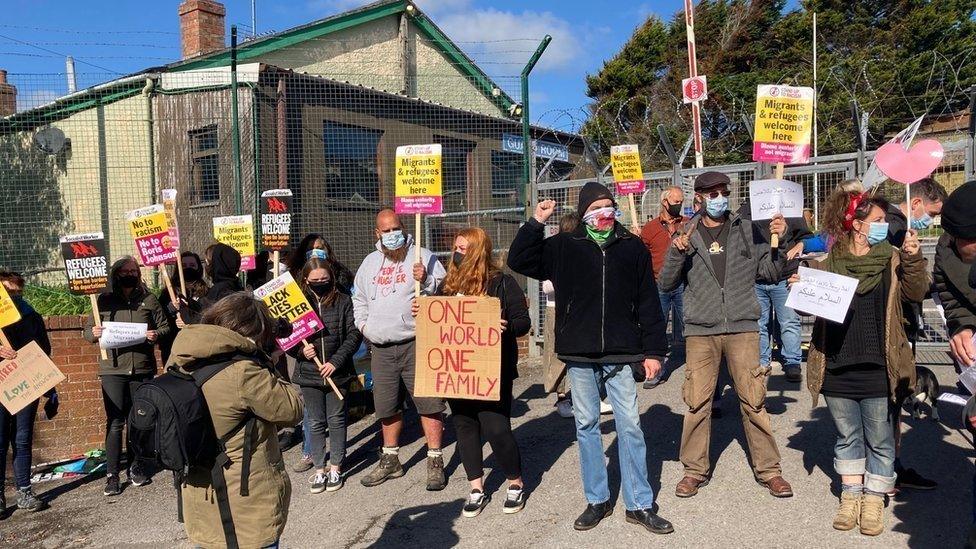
{"left": 683, "top": 76, "right": 707, "bottom": 102}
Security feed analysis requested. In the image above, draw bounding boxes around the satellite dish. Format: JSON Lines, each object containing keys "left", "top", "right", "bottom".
{"left": 34, "top": 127, "right": 66, "bottom": 155}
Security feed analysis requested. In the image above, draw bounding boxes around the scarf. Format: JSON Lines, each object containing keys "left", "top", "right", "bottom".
{"left": 825, "top": 237, "right": 893, "bottom": 294}
{"left": 585, "top": 225, "right": 613, "bottom": 245}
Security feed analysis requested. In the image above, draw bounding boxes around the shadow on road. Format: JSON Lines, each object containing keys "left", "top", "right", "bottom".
{"left": 370, "top": 499, "right": 463, "bottom": 549}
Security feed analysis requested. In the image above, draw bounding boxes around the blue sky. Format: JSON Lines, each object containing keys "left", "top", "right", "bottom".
{"left": 2, "top": 0, "right": 693, "bottom": 130}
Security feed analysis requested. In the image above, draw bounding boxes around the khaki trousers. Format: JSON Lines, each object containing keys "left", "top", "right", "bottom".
{"left": 679, "top": 332, "right": 782, "bottom": 481}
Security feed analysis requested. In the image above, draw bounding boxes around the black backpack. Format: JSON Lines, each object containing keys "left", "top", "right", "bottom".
{"left": 128, "top": 354, "right": 257, "bottom": 549}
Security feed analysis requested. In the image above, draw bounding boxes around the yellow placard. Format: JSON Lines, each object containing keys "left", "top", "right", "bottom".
{"left": 610, "top": 144, "right": 643, "bottom": 182}
{"left": 0, "top": 283, "right": 21, "bottom": 329}
{"left": 394, "top": 144, "right": 443, "bottom": 214}
{"left": 213, "top": 215, "right": 256, "bottom": 270}
{"left": 752, "top": 85, "right": 814, "bottom": 164}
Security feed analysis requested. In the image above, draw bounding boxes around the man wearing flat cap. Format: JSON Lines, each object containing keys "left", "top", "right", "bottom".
{"left": 659, "top": 171, "right": 795, "bottom": 498}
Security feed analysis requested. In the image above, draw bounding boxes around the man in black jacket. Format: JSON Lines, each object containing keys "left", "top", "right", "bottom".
{"left": 508, "top": 181, "right": 673, "bottom": 535}
{"left": 935, "top": 180, "right": 976, "bottom": 372}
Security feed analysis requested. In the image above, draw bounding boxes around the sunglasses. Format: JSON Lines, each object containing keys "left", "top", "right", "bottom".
{"left": 702, "top": 190, "right": 731, "bottom": 199}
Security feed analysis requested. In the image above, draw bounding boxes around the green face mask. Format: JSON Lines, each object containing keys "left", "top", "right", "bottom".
{"left": 585, "top": 224, "right": 613, "bottom": 244}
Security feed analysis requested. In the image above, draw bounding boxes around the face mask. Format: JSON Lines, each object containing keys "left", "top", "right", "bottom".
{"left": 309, "top": 281, "right": 333, "bottom": 297}
{"left": 452, "top": 251, "right": 465, "bottom": 268}
{"left": 117, "top": 275, "right": 140, "bottom": 289}
{"left": 381, "top": 230, "right": 406, "bottom": 250}
{"left": 705, "top": 195, "right": 729, "bottom": 218}
{"left": 665, "top": 202, "right": 682, "bottom": 218}
{"left": 183, "top": 267, "right": 202, "bottom": 282}
{"left": 865, "top": 221, "right": 889, "bottom": 246}
{"left": 306, "top": 248, "right": 328, "bottom": 260}
{"left": 583, "top": 207, "right": 617, "bottom": 231}
{"left": 910, "top": 213, "right": 932, "bottom": 230}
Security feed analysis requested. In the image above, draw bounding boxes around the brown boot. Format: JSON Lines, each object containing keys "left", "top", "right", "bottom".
{"left": 859, "top": 493, "right": 885, "bottom": 536}
{"left": 675, "top": 476, "right": 708, "bottom": 498}
{"left": 832, "top": 491, "right": 861, "bottom": 531}
{"left": 426, "top": 454, "right": 446, "bottom": 491}
{"left": 757, "top": 475, "right": 794, "bottom": 498}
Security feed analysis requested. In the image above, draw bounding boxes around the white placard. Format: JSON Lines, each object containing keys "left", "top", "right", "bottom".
{"left": 99, "top": 321, "right": 148, "bottom": 350}
{"left": 749, "top": 179, "right": 804, "bottom": 220}
{"left": 785, "top": 266, "right": 858, "bottom": 323}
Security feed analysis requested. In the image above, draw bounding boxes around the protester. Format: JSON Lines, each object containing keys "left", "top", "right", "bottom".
{"left": 246, "top": 250, "right": 272, "bottom": 290}
{"left": 935, "top": 180, "right": 976, "bottom": 372}
{"left": 799, "top": 189, "right": 927, "bottom": 536}
{"left": 640, "top": 186, "right": 687, "bottom": 386}
{"left": 202, "top": 243, "right": 243, "bottom": 308}
{"left": 158, "top": 252, "right": 209, "bottom": 362}
{"left": 508, "top": 181, "right": 674, "bottom": 535}
{"left": 83, "top": 256, "right": 169, "bottom": 496}
{"left": 353, "top": 208, "right": 448, "bottom": 490}
{"left": 543, "top": 212, "right": 579, "bottom": 418}
{"left": 170, "top": 293, "right": 303, "bottom": 549}
{"left": 289, "top": 258, "right": 362, "bottom": 494}
{"left": 737, "top": 200, "right": 812, "bottom": 382}
{"left": 658, "top": 171, "right": 793, "bottom": 499}
{"left": 427, "top": 227, "right": 531, "bottom": 517}
{"left": 0, "top": 272, "right": 56, "bottom": 515}
{"left": 290, "top": 234, "right": 355, "bottom": 294}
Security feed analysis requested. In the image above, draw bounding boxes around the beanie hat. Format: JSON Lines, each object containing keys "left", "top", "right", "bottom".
{"left": 577, "top": 181, "right": 615, "bottom": 214}
{"left": 941, "top": 180, "right": 976, "bottom": 240}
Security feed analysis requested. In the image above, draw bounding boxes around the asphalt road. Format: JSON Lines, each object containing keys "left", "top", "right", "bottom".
{"left": 2, "top": 357, "right": 973, "bottom": 548}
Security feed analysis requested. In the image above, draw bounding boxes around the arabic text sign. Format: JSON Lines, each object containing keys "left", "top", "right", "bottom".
{"left": 253, "top": 272, "right": 322, "bottom": 352}
{"left": 261, "top": 189, "right": 293, "bottom": 251}
{"left": 748, "top": 179, "right": 804, "bottom": 220}
{"left": 395, "top": 144, "right": 443, "bottom": 215}
{"left": 414, "top": 296, "right": 502, "bottom": 401}
{"left": 501, "top": 133, "right": 570, "bottom": 162}
{"left": 213, "top": 215, "right": 256, "bottom": 271}
{"left": 0, "top": 341, "right": 65, "bottom": 414}
{"left": 128, "top": 205, "right": 178, "bottom": 267}
{"left": 610, "top": 144, "right": 646, "bottom": 195}
{"left": 786, "top": 266, "right": 858, "bottom": 324}
{"left": 752, "top": 85, "right": 815, "bottom": 164}
{"left": 160, "top": 189, "right": 181, "bottom": 250}
{"left": 0, "top": 283, "right": 20, "bottom": 329}
{"left": 60, "top": 233, "right": 109, "bottom": 295}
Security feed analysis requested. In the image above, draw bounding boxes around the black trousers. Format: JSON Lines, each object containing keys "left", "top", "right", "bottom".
{"left": 448, "top": 377, "right": 521, "bottom": 482}
{"left": 100, "top": 374, "right": 151, "bottom": 475}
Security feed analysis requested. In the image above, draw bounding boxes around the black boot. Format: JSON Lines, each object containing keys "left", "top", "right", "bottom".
{"left": 573, "top": 501, "right": 612, "bottom": 531}
{"left": 625, "top": 508, "right": 674, "bottom": 534}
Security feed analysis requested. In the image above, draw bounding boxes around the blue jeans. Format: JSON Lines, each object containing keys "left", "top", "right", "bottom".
{"left": 565, "top": 362, "right": 655, "bottom": 511}
{"left": 824, "top": 395, "right": 897, "bottom": 493}
{"left": 0, "top": 400, "right": 38, "bottom": 489}
{"left": 301, "top": 412, "right": 312, "bottom": 457}
{"left": 659, "top": 285, "right": 685, "bottom": 344}
{"left": 755, "top": 280, "right": 802, "bottom": 368}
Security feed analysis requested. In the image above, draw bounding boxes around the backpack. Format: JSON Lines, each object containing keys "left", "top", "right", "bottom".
{"left": 128, "top": 354, "right": 258, "bottom": 549}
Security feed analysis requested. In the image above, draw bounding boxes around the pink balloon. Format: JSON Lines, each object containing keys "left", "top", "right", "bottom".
{"left": 874, "top": 139, "right": 945, "bottom": 184}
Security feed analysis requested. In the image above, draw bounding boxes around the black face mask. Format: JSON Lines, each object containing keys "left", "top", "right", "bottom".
{"left": 117, "top": 275, "right": 140, "bottom": 289}
{"left": 665, "top": 203, "right": 682, "bottom": 218}
{"left": 452, "top": 252, "right": 465, "bottom": 268}
{"left": 309, "top": 281, "right": 333, "bottom": 297}
{"left": 183, "top": 267, "right": 203, "bottom": 282}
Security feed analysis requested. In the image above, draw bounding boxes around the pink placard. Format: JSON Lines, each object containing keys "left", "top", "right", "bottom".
{"left": 134, "top": 234, "right": 177, "bottom": 267}
{"left": 752, "top": 142, "right": 811, "bottom": 165}
{"left": 276, "top": 307, "right": 322, "bottom": 352}
{"left": 395, "top": 195, "right": 443, "bottom": 215}
{"left": 615, "top": 180, "right": 646, "bottom": 195}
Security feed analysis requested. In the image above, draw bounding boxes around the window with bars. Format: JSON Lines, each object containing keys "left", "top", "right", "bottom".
{"left": 189, "top": 125, "right": 220, "bottom": 204}
{"left": 323, "top": 120, "right": 383, "bottom": 204}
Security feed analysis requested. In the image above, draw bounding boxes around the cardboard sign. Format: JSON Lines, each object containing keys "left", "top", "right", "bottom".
{"left": 786, "top": 266, "right": 858, "bottom": 324}
{"left": 752, "top": 85, "right": 815, "bottom": 164}
{"left": 253, "top": 272, "right": 323, "bottom": 352}
{"left": 99, "top": 321, "right": 148, "bottom": 350}
{"left": 0, "top": 283, "right": 21, "bottom": 329}
{"left": 414, "top": 296, "right": 502, "bottom": 401}
{"left": 0, "top": 341, "right": 65, "bottom": 414}
{"left": 394, "top": 144, "right": 443, "bottom": 215}
{"left": 160, "top": 189, "right": 181, "bottom": 250}
{"left": 260, "top": 189, "right": 293, "bottom": 251}
{"left": 60, "top": 233, "right": 108, "bottom": 295}
{"left": 127, "top": 205, "right": 178, "bottom": 267}
{"left": 610, "top": 144, "right": 646, "bottom": 195}
{"left": 748, "top": 179, "right": 804, "bottom": 220}
{"left": 213, "top": 215, "right": 256, "bottom": 271}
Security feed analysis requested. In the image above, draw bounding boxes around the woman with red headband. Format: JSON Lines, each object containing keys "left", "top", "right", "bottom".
{"left": 793, "top": 182, "right": 927, "bottom": 536}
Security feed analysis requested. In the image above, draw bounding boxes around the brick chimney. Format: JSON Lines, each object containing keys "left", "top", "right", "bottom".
{"left": 0, "top": 70, "right": 16, "bottom": 116}
{"left": 179, "top": 0, "right": 226, "bottom": 59}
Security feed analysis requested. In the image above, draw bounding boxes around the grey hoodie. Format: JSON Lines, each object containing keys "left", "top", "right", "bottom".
{"left": 353, "top": 235, "right": 446, "bottom": 345}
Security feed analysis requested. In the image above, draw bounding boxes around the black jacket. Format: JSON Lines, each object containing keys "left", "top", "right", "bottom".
{"left": 933, "top": 233, "right": 976, "bottom": 338}
{"left": 737, "top": 202, "right": 812, "bottom": 282}
{"left": 508, "top": 218, "right": 667, "bottom": 362}
{"left": 287, "top": 291, "right": 362, "bottom": 388}
{"left": 83, "top": 286, "right": 169, "bottom": 376}
{"left": 203, "top": 243, "right": 243, "bottom": 308}
{"left": 2, "top": 298, "right": 51, "bottom": 355}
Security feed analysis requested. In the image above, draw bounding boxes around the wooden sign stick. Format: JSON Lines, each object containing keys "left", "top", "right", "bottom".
{"left": 627, "top": 194, "right": 641, "bottom": 233}
{"left": 273, "top": 250, "right": 280, "bottom": 277}
{"left": 89, "top": 294, "right": 108, "bottom": 360}
{"left": 160, "top": 266, "right": 179, "bottom": 306}
{"left": 302, "top": 338, "right": 344, "bottom": 400}
{"left": 175, "top": 255, "right": 187, "bottom": 299}
{"left": 0, "top": 329, "right": 12, "bottom": 351}
{"left": 771, "top": 162, "right": 785, "bottom": 249}
{"left": 414, "top": 213, "right": 422, "bottom": 298}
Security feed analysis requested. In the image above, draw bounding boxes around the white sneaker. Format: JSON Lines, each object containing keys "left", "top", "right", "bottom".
{"left": 556, "top": 398, "right": 574, "bottom": 418}
{"left": 600, "top": 400, "right": 613, "bottom": 415}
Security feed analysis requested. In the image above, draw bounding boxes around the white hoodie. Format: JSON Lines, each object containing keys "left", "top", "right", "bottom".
{"left": 352, "top": 235, "right": 446, "bottom": 345}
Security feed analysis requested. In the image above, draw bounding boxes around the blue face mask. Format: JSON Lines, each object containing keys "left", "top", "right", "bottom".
{"left": 705, "top": 195, "right": 729, "bottom": 218}
{"left": 380, "top": 230, "right": 406, "bottom": 250}
{"left": 306, "top": 248, "right": 328, "bottom": 260}
{"left": 910, "top": 213, "right": 932, "bottom": 231}
{"left": 866, "top": 221, "right": 889, "bottom": 245}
